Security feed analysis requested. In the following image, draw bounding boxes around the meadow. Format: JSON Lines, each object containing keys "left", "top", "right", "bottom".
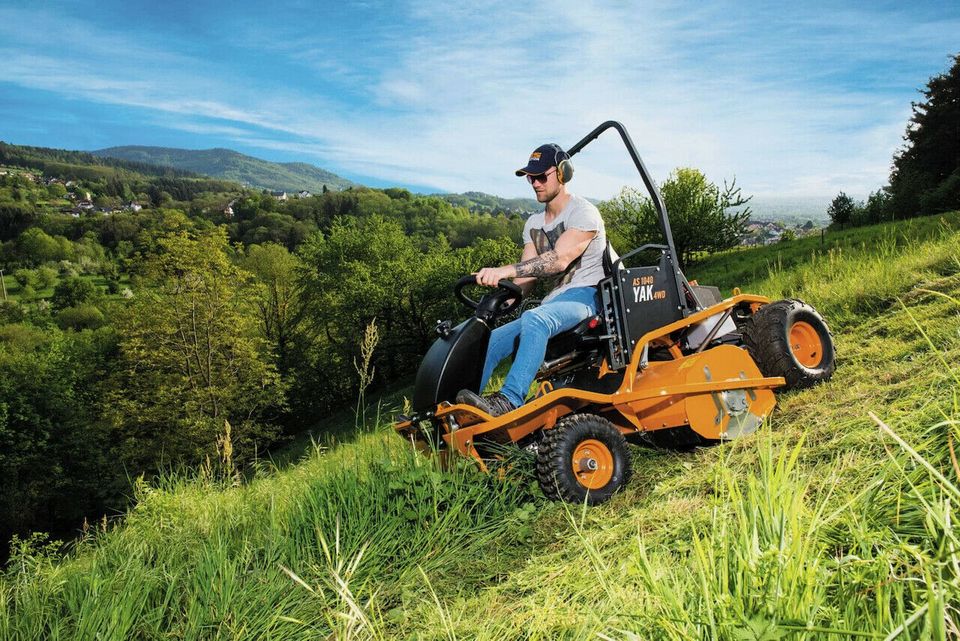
{"left": 2, "top": 212, "right": 959, "bottom": 639}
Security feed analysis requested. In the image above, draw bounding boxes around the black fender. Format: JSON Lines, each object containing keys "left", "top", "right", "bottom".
{"left": 412, "top": 318, "right": 490, "bottom": 412}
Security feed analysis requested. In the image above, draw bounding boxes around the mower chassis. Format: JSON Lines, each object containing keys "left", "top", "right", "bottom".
{"left": 396, "top": 293, "right": 786, "bottom": 471}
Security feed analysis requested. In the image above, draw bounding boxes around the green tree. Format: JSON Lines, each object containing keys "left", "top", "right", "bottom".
{"left": 107, "top": 228, "right": 285, "bottom": 470}
{"left": 0, "top": 301, "right": 25, "bottom": 324}
{"left": 35, "top": 266, "right": 58, "bottom": 290}
{"left": 17, "top": 228, "right": 63, "bottom": 266}
{"left": 600, "top": 168, "right": 750, "bottom": 267}
{"left": 47, "top": 182, "right": 68, "bottom": 199}
{"left": 12, "top": 269, "right": 38, "bottom": 290}
{"left": 56, "top": 304, "right": 106, "bottom": 331}
{"left": 863, "top": 189, "right": 892, "bottom": 224}
{"left": 296, "top": 218, "right": 517, "bottom": 414}
{"left": 0, "top": 326, "right": 119, "bottom": 552}
{"left": 241, "top": 243, "right": 304, "bottom": 377}
{"left": 888, "top": 53, "right": 960, "bottom": 216}
{"left": 827, "top": 192, "right": 856, "bottom": 228}
{"left": 51, "top": 276, "right": 97, "bottom": 310}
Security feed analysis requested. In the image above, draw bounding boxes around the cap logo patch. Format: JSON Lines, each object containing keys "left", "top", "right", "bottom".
{"left": 530, "top": 152, "right": 541, "bottom": 160}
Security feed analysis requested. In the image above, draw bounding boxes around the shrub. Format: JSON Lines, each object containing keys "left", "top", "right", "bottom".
{"left": 56, "top": 304, "right": 105, "bottom": 331}
{"left": 0, "top": 323, "right": 47, "bottom": 349}
{"left": 57, "top": 260, "right": 79, "bottom": 278}
{"left": 827, "top": 192, "right": 856, "bottom": 227}
{"left": 920, "top": 167, "right": 960, "bottom": 215}
{"left": 35, "top": 266, "right": 58, "bottom": 290}
{"left": 12, "top": 268, "right": 38, "bottom": 290}
{"left": 0, "top": 300, "right": 26, "bottom": 324}
{"left": 18, "top": 284, "right": 37, "bottom": 302}
{"left": 51, "top": 276, "right": 97, "bottom": 311}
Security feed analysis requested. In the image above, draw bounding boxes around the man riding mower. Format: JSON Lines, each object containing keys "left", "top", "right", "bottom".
{"left": 395, "top": 121, "right": 836, "bottom": 505}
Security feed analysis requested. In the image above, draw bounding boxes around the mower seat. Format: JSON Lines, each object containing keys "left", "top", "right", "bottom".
{"left": 541, "top": 241, "right": 618, "bottom": 359}
{"left": 543, "top": 314, "right": 603, "bottom": 361}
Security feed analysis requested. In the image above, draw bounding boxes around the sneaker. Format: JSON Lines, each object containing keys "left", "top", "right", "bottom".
{"left": 455, "top": 389, "right": 517, "bottom": 417}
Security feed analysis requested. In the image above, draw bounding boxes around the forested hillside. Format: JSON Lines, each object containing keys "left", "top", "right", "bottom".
{"left": 435, "top": 190, "right": 540, "bottom": 215}
{"left": 0, "top": 143, "right": 523, "bottom": 553}
{"left": 93, "top": 146, "right": 355, "bottom": 193}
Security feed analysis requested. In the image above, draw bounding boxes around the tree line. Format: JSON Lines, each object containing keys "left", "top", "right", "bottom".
{"left": 828, "top": 53, "right": 960, "bottom": 228}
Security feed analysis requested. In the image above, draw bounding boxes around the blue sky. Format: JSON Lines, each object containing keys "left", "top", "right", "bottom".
{"left": 0, "top": 1, "right": 957, "bottom": 200}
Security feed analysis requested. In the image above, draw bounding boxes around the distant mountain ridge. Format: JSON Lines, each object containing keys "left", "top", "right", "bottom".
{"left": 92, "top": 146, "right": 355, "bottom": 193}
{"left": 435, "top": 191, "right": 540, "bottom": 215}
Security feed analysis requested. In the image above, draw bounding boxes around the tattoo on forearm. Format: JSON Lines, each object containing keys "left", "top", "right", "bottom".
{"left": 513, "top": 250, "right": 563, "bottom": 278}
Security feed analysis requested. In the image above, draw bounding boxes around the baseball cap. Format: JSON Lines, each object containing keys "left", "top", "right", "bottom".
{"left": 515, "top": 143, "right": 569, "bottom": 176}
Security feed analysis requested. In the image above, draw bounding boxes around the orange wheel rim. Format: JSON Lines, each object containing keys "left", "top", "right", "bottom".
{"left": 571, "top": 439, "right": 614, "bottom": 490}
{"left": 790, "top": 321, "right": 822, "bottom": 367}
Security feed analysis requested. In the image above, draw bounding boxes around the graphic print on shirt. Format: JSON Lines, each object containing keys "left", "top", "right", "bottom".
{"left": 530, "top": 222, "right": 582, "bottom": 289}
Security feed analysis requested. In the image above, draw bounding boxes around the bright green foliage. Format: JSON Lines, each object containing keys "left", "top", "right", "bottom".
{"left": 601, "top": 168, "right": 750, "bottom": 266}
{"left": 241, "top": 242, "right": 304, "bottom": 377}
{"left": 56, "top": 304, "right": 105, "bottom": 331}
{"left": 15, "top": 228, "right": 63, "bottom": 266}
{"left": 0, "top": 435, "right": 536, "bottom": 639}
{"left": 0, "top": 326, "right": 118, "bottom": 558}
{"left": 34, "top": 266, "right": 57, "bottom": 290}
{"left": 827, "top": 191, "right": 856, "bottom": 228}
{"left": 46, "top": 182, "right": 67, "bottom": 199}
{"left": 50, "top": 275, "right": 97, "bottom": 310}
{"left": 11, "top": 269, "right": 36, "bottom": 290}
{"left": 690, "top": 211, "right": 960, "bottom": 321}
{"left": 106, "top": 228, "right": 285, "bottom": 470}
{"left": 296, "top": 217, "right": 517, "bottom": 412}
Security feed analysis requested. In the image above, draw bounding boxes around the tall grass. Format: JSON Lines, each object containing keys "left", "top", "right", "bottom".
{"left": 691, "top": 212, "right": 960, "bottom": 312}
{"left": 0, "top": 434, "right": 537, "bottom": 639}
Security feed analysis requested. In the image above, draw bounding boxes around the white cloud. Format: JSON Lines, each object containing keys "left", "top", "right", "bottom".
{"left": 0, "top": 1, "right": 956, "bottom": 201}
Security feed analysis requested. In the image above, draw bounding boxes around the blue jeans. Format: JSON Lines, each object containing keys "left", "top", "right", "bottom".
{"left": 481, "top": 286, "right": 599, "bottom": 408}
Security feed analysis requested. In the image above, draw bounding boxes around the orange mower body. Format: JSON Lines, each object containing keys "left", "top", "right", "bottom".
{"left": 396, "top": 294, "right": 784, "bottom": 471}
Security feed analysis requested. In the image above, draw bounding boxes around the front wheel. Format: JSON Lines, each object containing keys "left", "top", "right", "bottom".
{"left": 742, "top": 298, "right": 836, "bottom": 389}
{"left": 536, "top": 414, "right": 632, "bottom": 505}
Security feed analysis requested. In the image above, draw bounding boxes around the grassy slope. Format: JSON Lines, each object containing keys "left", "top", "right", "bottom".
{"left": 3, "top": 214, "right": 960, "bottom": 639}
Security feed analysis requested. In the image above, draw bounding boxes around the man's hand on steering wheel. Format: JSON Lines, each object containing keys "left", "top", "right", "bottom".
{"left": 474, "top": 265, "right": 516, "bottom": 287}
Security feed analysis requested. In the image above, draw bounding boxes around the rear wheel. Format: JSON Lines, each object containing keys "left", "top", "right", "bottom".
{"left": 742, "top": 299, "right": 836, "bottom": 389}
{"left": 536, "top": 414, "right": 632, "bottom": 505}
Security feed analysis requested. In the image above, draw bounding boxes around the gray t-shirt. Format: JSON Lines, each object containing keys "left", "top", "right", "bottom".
{"left": 522, "top": 194, "right": 607, "bottom": 303}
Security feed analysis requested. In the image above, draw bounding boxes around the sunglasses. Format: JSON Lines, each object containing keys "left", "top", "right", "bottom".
{"left": 526, "top": 168, "right": 556, "bottom": 185}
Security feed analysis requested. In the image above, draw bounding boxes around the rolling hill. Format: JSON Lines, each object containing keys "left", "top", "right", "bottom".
{"left": 92, "top": 145, "right": 355, "bottom": 193}
{"left": 435, "top": 190, "right": 540, "bottom": 215}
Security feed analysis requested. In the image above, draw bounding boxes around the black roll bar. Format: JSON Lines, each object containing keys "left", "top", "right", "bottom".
{"left": 567, "top": 121, "right": 693, "bottom": 314}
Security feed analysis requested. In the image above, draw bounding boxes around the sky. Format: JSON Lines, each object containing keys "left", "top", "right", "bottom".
{"left": 0, "top": 0, "right": 957, "bottom": 201}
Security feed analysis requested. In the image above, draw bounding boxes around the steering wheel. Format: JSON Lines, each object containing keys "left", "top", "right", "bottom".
{"left": 454, "top": 275, "right": 523, "bottom": 318}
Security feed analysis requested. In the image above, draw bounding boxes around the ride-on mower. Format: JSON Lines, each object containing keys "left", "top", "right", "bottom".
{"left": 394, "top": 121, "right": 835, "bottom": 505}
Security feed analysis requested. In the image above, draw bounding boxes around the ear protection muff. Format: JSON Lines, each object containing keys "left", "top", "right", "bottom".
{"left": 556, "top": 157, "right": 574, "bottom": 184}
